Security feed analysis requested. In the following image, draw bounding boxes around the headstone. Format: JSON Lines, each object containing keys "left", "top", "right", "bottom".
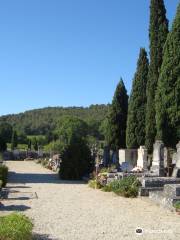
{"left": 119, "top": 149, "right": 137, "bottom": 171}
{"left": 151, "top": 140, "right": 165, "bottom": 176}
{"left": 137, "top": 146, "right": 148, "bottom": 170}
{"left": 164, "top": 147, "right": 172, "bottom": 168}
{"left": 172, "top": 141, "right": 180, "bottom": 178}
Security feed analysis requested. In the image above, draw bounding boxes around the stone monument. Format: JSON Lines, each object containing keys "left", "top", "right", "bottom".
{"left": 119, "top": 149, "right": 137, "bottom": 171}
{"left": 172, "top": 141, "right": 180, "bottom": 178}
{"left": 137, "top": 146, "right": 148, "bottom": 170}
{"left": 151, "top": 140, "right": 165, "bottom": 176}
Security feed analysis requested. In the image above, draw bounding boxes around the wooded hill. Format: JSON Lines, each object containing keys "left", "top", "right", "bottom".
{"left": 0, "top": 105, "right": 109, "bottom": 136}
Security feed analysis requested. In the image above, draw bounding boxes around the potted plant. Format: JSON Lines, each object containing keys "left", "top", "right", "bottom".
{"left": 174, "top": 201, "right": 180, "bottom": 215}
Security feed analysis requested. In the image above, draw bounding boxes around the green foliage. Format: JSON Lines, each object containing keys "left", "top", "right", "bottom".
{"left": 146, "top": 0, "right": 169, "bottom": 152}
{"left": 155, "top": 4, "right": 180, "bottom": 147}
{"left": 11, "top": 130, "right": 18, "bottom": 150}
{"left": 0, "top": 105, "right": 109, "bottom": 138}
{"left": 0, "top": 213, "right": 33, "bottom": 240}
{"left": 88, "top": 179, "right": 103, "bottom": 189}
{"left": 126, "top": 48, "right": 149, "bottom": 148}
{"left": 0, "top": 180, "right": 3, "bottom": 189}
{"left": 0, "top": 165, "right": 8, "bottom": 187}
{"left": 55, "top": 116, "right": 88, "bottom": 144}
{"left": 0, "top": 122, "right": 13, "bottom": 143}
{"left": 104, "top": 176, "right": 140, "bottom": 198}
{"left": 174, "top": 201, "right": 180, "bottom": 210}
{"left": 60, "top": 137, "right": 93, "bottom": 180}
{"left": 106, "top": 79, "right": 128, "bottom": 150}
{"left": 44, "top": 140, "right": 65, "bottom": 153}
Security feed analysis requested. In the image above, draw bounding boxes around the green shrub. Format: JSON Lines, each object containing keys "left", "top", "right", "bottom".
{"left": 174, "top": 201, "right": 180, "bottom": 210}
{"left": 88, "top": 179, "right": 103, "bottom": 189}
{"left": 105, "top": 176, "right": 140, "bottom": 198}
{"left": 0, "top": 165, "right": 8, "bottom": 187}
{"left": 0, "top": 213, "right": 33, "bottom": 240}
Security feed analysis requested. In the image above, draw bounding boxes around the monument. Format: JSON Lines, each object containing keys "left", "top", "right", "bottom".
{"left": 172, "top": 141, "right": 180, "bottom": 178}
{"left": 151, "top": 140, "right": 165, "bottom": 176}
{"left": 137, "top": 146, "right": 148, "bottom": 170}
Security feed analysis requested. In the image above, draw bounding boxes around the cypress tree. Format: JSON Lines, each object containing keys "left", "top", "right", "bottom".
{"left": 11, "top": 130, "right": 18, "bottom": 150}
{"left": 155, "top": 3, "right": 180, "bottom": 147}
{"left": 145, "top": 0, "right": 168, "bottom": 152}
{"left": 107, "top": 79, "right": 128, "bottom": 150}
{"left": 126, "top": 48, "right": 149, "bottom": 148}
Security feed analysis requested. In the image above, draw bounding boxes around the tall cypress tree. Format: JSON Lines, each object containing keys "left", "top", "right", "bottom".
{"left": 107, "top": 79, "right": 128, "bottom": 150}
{"left": 11, "top": 130, "right": 18, "bottom": 150}
{"left": 155, "top": 3, "right": 180, "bottom": 147}
{"left": 126, "top": 48, "right": 149, "bottom": 148}
{"left": 145, "top": 0, "right": 168, "bottom": 152}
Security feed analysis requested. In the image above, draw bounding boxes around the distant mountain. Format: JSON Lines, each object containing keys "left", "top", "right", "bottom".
{"left": 0, "top": 105, "right": 109, "bottom": 136}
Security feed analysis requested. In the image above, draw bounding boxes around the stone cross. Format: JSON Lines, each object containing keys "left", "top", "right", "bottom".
{"left": 151, "top": 140, "right": 165, "bottom": 176}
{"left": 137, "top": 146, "right": 148, "bottom": 170}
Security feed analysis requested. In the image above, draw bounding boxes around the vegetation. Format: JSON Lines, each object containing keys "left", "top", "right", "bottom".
{"left": 60, "top": 136, "right": 93, "bottom": 180}
{"left": 102, "top": 176, "right": 140, "bottom": 198}
{"left": 0, "top": 105, "right": 108, "bottom": 138}
{"left": 0, "top": 213, "right": 33, "bottom": 240}
{"left": 174, "top": 201, "right": 180, "bottom": 210}
{"left": 58, "top": 117, "right": 94, "bottom": 180}
{"left": 105, "top": 79, "right": 128, "bottom": 150}
{"left": 155, "top": 3, "right": 180, "bottom": 147}
{"left": 145, "top": 0, "right": 169, "bottom": 152}
{"left": 11, "top": 130, "right": 18, "bottom": 150}
{"left": 126, "top": 48, "right": 149, "bottom": 148}
{"left": 88, "top": 179, "right": 103, "bottom": 189}
{"left": 0, "top": 165, "right": 8, "bottom": 187}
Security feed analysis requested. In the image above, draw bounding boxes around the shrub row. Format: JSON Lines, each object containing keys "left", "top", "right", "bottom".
{"left": 0, "top": 165, "right": 8, "bottom": 187}
{"left": 0, "top": 213, "right": 33, "bottom": 240}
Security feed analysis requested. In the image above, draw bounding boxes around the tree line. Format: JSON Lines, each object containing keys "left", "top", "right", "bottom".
{"left": 104, "top": 0, "right": 180, "bottom": 153}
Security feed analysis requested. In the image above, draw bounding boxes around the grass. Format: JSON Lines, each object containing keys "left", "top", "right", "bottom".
{"left": 0, "top": 165, "right": 8, "bottom": 187}
{"left": 0, "top": 213, "right": 33, "bottom": 240}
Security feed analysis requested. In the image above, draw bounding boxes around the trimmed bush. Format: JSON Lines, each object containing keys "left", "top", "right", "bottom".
{"left": 0, "top": 165, "right": 8, "bottom": 187}
{"left": 103, "top": 176, "right": 140, "bottom": 198}
{"left": 0, "top": 213, "right": 33, "bottom": 240}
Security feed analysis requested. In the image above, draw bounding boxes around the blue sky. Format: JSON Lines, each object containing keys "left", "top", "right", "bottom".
{"left": 0, "top": 0, "right": 179, "bottom": 116}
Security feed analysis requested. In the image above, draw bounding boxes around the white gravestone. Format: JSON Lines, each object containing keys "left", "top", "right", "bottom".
{"left": 119, "top": 149, "right": 137, "bottom": 171}
{"left": 172, "top": 142, "right": 180, "bottom": 178}
{"left": 137, "top": 146, "right": 148, "bottom": 170}
{"left": 151, "top": 140, "right": 165, "bottom": 176}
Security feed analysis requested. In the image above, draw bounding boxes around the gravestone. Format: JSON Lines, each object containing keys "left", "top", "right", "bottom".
{"left": 137, "top": 146, "right": 148, "bottom": 170}
{"left": 119, "top": 149, "right": 137, "bottom": 171}
{"left": 172, "top": 141, "right": 180, "bottom": 178}
{"left": 103, "top": 146, "right": 110, "bottom": 167}
{"left": 151, "top": 140, "right": 165, "bottom": 176}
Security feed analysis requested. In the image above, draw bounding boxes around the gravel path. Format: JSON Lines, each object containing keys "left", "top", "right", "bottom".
{"left": 0, "top": 161, "right": 180, "bottom": 240}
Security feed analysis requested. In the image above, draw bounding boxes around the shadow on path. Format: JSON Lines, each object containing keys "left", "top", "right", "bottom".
{"left": 0, "top": 203, "right": 31, "bottom": 212}
{"left": 8, "top": 171, "right": 85, "bottom": 185}
{"left": 33, "top": 233, "right": 60, "bottom": 240}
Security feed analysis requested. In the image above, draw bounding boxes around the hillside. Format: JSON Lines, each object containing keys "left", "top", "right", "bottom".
{"left": 0, "top": 105, "right": 109, "bottom": 136}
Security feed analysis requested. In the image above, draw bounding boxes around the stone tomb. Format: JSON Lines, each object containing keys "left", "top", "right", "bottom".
{"left": 119, "top": 149, "right": 137, "bottom": 171}
{"left": 151, "top": 140, "right": 165, "bottom": 176}
{"left": 172, "top": 141, "right": 180, "bottom": 178}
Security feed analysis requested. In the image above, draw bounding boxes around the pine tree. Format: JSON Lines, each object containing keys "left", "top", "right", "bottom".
{"left": 155, "top": 3, "right": 180, "bottom": 147}
{"left": 11, "top": 130, "right": 18, "bottom": 150}
{"left": 126, "top": 48, "right": 149, "bottom": 148}
{"left": 145, "top": 0, "right": 168, "bottom": 152}
{"left": 107, "top": 79, "right": 128, "bottom": 150}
